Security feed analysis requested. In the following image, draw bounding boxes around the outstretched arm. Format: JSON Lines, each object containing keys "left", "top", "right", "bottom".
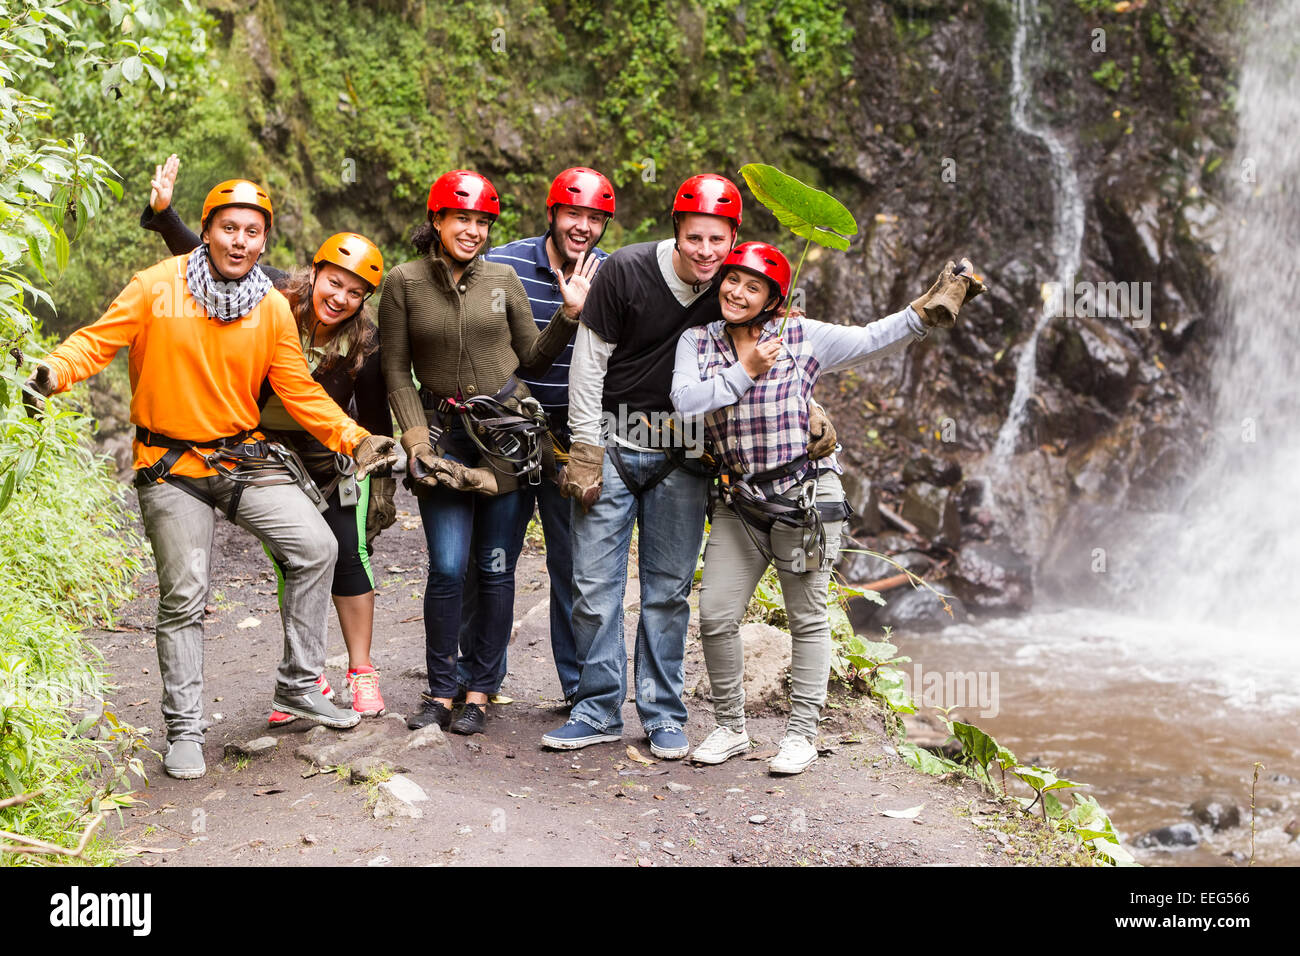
{"left": 809, "top": 306, "right": 928, "bottom": 375}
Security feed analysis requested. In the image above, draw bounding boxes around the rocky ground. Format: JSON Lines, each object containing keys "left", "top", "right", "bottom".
{"left": 91, "top": 484, "right": 1079, "bottom": 868}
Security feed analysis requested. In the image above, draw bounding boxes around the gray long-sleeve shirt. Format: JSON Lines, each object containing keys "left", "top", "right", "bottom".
{"left": 670, "top": 306, "right": 926, "bottom": 418}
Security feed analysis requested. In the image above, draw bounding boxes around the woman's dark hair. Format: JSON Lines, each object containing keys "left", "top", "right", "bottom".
{"left": 281, "top": 266, "right": 378, "bottom": 379}
{"left": 411, "top": 217, "right": 438, "bottom": 257}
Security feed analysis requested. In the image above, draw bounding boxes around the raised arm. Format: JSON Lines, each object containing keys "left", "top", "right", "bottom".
{"left": 508, "top": 272, "right": 578, "bottom": 376}
{"left": 807, "top": 306, "right": 927, "bottom": 375}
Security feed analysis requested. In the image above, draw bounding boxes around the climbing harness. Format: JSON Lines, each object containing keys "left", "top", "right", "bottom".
{"left": 134, "top": 427, "right": 325, "bottom": 523}
{"left": 606, "top": 412, "right": 719, "bottom": 496}
{"left": 714, "top": 455, "right": 853, "bottom": 573}
{"left": 419, "top": 377, "right": 551, "bottom": 485}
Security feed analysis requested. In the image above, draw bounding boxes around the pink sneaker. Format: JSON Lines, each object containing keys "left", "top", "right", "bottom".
{"left": 268, "top": 676, "right": 333, "bottom": 726}
{"left": 346, "top": 666, "right": 385, "bottom": 717}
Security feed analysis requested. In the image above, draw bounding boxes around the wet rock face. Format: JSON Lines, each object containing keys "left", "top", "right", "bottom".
{"left": 947, "top": 542, "right": 1033, "bottom": 614}
{"left": 900, "top": 482, "right": 961, "bottom": 548}
{"left": 813, "top": 2, "right": 1231, "bottom": 612}
{"left": 1047, "top": 317, "right": 1137, "bottom": 412}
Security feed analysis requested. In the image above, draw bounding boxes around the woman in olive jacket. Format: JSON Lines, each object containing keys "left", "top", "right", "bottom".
{"left": 380, "top": 170, "right": 577, "bottom": 736}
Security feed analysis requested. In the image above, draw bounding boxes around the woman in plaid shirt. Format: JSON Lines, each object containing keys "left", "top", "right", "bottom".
{"left": 671, "top": 242, "right": 981, "bottom": 774}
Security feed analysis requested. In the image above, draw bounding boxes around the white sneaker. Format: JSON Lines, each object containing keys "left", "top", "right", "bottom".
{"left": 768, "top": 733, "right": 818, "bottom": 775}
{"left": 690, "top": 725, "right": 751, "bottom": 765}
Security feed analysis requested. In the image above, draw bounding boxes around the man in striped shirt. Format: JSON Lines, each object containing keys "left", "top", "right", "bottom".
{"left": 456, "top": 168, "right": 615, "bottom": 704}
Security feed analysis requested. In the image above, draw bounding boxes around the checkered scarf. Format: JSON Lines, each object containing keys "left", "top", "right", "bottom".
{"left": 185, "top": 244, "right": 272, "bottom": 322}
{"left": 695, "top": 316, "right": 838, "bottom": 499}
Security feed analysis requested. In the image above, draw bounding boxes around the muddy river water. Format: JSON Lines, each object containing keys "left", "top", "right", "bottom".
{"left": 895, "top": 608, "right": 1300, "bottom": 866}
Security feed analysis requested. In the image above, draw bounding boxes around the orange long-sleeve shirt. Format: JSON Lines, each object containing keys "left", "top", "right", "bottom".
{"left": 44, "top": 254, "right": 369, "bottom": 479}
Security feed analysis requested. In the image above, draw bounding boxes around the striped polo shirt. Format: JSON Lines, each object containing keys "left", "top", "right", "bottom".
{"left": 486, "top": 232, "right": 608, "bottom": 437}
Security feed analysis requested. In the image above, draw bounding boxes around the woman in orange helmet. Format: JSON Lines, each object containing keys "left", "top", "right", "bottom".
{"left": 142, "top": 155, "right": 396, "bottom": 720}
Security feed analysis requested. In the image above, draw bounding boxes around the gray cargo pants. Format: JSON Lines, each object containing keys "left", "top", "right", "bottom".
{"left": 697, "top": 473, "right": 846, "bottom": 740}
{"left": 137, "top": 476, "right": 338, "bottom": 743}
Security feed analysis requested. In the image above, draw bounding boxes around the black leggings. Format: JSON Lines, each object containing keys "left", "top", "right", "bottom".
{"left": 266, "top": 476, "right": 375, "bottom": 598}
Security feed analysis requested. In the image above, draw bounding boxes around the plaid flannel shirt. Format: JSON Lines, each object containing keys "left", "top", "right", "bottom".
{"left": 694, "top": 316, "right": 839, "bottom": 499}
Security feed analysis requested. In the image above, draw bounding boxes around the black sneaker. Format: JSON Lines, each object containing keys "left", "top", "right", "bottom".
{"left": 407, "top": 693, "right": 453, "bottom": 731}
{"left": 449, "top": 702, "right": 486, "bottom": 735}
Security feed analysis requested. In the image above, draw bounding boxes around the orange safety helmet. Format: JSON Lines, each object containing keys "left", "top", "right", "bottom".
{"left": 313, "top": 232, "right": 384, "bottom": 289}
{"left": 202, "top": 179, "right": 273, "bottom": 229}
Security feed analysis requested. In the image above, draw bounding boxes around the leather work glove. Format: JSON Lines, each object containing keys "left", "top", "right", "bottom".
{"left": 431, "top": 458, "right": 499, "bottom": 495}
{"left": 558, "top": 440, "right": 604, "bottom": 513}
{"left": 22, "top": 364, "right": 57, "bottom": 419}
{"left": 399, "top": 426, "right": 445, "bottom": 487}
{"left": 807, "top": 400, "right": 838, "bottom": 459}
{"left": 365, "top": 476, "right": 397, "bottom": 546}
{"left": 910, "top": 257, "right": 987, "bottom": 329}
{"left": 352, "top": 434, "right": 397, "bottom": 481}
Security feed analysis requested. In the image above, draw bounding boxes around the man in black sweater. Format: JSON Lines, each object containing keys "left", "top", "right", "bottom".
{"left": 544, "top": 174, "right": 742, "bottom": 759}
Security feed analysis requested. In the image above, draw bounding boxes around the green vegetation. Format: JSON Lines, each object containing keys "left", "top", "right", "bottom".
{"left": 43, "top": 0, "right": 855, "bottom": 337}
{"left": 1, "top": 0, "right": 168, "bottom": 863}
{"left": 1072, "top": 0, "right": 1241, "bottom": 121}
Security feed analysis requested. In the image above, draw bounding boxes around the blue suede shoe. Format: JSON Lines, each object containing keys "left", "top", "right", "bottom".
{"left": 648, "top": 727, "right": 689, "bottom": 760}
{"left": 541, "top": 720, "right": 621, "bottom": 750}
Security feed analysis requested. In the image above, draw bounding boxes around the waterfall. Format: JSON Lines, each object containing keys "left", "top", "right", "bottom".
{"left": 1138, "top": 0, "right": 1300, "bottom": 638}
{"left": 989, "top": 0, "right": 1086, "bottom": 465}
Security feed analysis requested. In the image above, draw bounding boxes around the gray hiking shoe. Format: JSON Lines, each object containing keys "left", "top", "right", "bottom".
{"left": 272, "top": 688, "right": 362, "bottom": 729}
{"left": 163, "top": 740, "right": 206, "bottom": 780}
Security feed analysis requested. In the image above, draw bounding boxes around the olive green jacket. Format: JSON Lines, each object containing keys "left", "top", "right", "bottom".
{"left": 378, "top": 252, "right": 577, "bottom": 435}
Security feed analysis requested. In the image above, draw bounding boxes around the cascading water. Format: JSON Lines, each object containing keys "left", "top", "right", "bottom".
{"left": 898, "top": 1, "right": 1300, "bottom": 864}
{"left": 988, "top": 0, "right": 1086, "bottom": 466}
{"left": 1134, "top": 0, "right": 1300, "bottom": 641}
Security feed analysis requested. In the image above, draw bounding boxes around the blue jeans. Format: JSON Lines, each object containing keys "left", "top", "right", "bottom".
{"left": 457, "top": 476, "right": 578, "bottom": 698}
{"left": 568, "top": 448, "right": 707, "bottom": 735}
{"left": 416, "top": 452, "right": 530, "bottom": 697}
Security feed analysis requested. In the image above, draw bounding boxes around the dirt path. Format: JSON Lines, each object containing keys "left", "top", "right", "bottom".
{"left": 96, "top": 485, "right": 1022, "bottom": 867}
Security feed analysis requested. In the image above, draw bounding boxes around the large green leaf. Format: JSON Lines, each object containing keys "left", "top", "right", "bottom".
{"left": 871, "top": 665, "right": 916, "bottom": 714}
{"left": 899, "top": 742, "right": 960, "bottom": 775}
{"left": 738, "top": 163, "right": 858, "bottom": 251}
{"left": 948, "top": 720, "right": 1000, "bottom": 771}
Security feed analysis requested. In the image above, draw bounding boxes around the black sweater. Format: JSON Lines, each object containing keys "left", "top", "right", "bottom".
{"left": 139, "top": 204, "right": 392, "bottom": 471}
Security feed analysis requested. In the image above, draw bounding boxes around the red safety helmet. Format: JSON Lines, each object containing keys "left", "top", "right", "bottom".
{"left": 313, "top": 232, "right": 384, "bottom": 289}
{"left": 546, "top": 167, "right": 616, "bottom": 217}
{"left": 673, "top": 174, "right": 743, "bottom": 230}
{"left": 722, "top": 241, "right": 791, "bottom": 300}
{"left": 202, "top": 179, "right": 273, "bottom": 229}
{"left": 427, "top": 170, "right": 500, "bottom": 218}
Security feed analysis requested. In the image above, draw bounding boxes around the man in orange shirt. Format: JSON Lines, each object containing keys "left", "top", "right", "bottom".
{"left": 24, "top": 180, "right": 395, "bottom": 780}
